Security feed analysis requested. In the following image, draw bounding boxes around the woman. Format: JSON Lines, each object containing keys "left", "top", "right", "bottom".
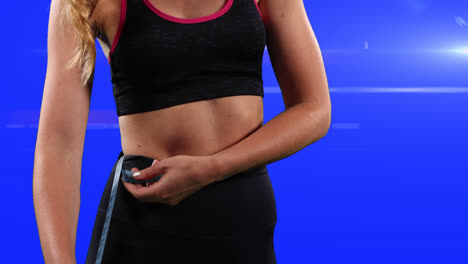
{"left": 33, "top": 0, "right": 331, "bottom": 263}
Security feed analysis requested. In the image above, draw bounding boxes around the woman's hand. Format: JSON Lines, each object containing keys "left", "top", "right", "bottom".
{"left": 121, "top": 155, "right": 218, "bottom": 206}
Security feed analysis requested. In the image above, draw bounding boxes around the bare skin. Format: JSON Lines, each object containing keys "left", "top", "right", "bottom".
{"left": 94, "top": 0, "right": 264, "bottom": 162}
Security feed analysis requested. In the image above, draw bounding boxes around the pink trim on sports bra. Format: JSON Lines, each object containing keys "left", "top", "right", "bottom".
{"left": 253, "top": 0, "right": 262, "bottom": 19}
{"left": 142, "top": 0, "right": 233, "bottom": 24}
{"left": 108, "top": 0, "right": 127, "bottom": 63}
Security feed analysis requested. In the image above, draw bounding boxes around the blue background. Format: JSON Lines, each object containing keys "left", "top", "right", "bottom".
{"left": 2, "top": 0, "right": 468, "bottom": 263}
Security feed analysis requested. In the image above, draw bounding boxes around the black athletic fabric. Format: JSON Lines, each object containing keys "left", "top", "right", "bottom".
{"left": 85, "top": 150, "right": 278, "bottom": 263}
{"left": 109, "top": 0, "right": 266, "bottom": 116}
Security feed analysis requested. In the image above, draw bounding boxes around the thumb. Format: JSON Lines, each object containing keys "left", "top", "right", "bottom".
{"left": 132, "top": 159, "right": 162, "bottom": 180}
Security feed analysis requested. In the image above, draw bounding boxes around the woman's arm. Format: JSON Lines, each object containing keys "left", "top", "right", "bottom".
{"left": 210, "top": 0, "right": 331, "bottom": 181}
{"left": 33, "top": 0, "right": 95, "bottom": 263}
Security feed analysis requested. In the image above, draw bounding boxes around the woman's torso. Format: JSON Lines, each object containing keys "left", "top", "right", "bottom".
{"left": 94, "top": 0, "right": 264, "bottom": 161}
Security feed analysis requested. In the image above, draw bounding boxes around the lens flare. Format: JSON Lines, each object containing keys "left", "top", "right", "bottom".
{"left": 455, "top": 16, "right": 468, "bottom": 28}
{"left": 454, "top": 48, "right": 468, "bottom": 55}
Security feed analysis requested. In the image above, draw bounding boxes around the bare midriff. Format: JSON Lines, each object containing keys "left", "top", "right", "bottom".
{"left": 119, "top": 95, "right": 264, "bottom": 160}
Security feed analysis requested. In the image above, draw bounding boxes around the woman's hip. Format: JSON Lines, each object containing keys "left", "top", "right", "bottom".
{"left": 97, "top": 151, "right": 277, "bottom": 237}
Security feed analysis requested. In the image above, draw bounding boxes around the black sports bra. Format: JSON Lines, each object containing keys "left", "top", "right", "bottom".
{"left": 101, "top": 0, "right": 266, "bottom": 117}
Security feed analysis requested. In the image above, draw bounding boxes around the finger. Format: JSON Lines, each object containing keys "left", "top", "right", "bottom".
{"left": 137, "top": 178, "right": 170, "bottom": 203}
{"left": 129, "top": 168, "right": 146, "bottom": 187}
{"left": 121, "top": 177, "right": 147, "bottom": 198}
{"left": 132, "top": 161, "right": 164, "bottom": 181}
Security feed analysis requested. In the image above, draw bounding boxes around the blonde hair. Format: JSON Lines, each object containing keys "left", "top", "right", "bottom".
{"left": 60, "top": 0, "right": 99, "bottom": 88}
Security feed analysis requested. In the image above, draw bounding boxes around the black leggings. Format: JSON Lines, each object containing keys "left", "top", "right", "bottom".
{"left": 85, "top": 151, "right": 278, "bottom": 264}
